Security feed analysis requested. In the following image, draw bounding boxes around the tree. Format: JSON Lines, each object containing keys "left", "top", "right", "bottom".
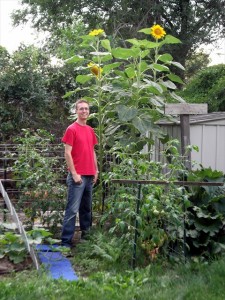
{"left": 0, "top": 45, "right": 75, "bottom": 141}
{"left": 184, "top": 50, "right": 210, "bottom": 82}
{"left": 0, "top": 46, "right": 10, "bottom": 69}
{"left": 179, "top": 64, "right": 225, "bottom": 112}
{"left": 12, "top": 0, "right": 225, "bottom": 72}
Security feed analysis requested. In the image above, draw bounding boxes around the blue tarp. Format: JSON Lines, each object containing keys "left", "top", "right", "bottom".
{"left": 36, "top": 245, "right": 78, "bottom": 281}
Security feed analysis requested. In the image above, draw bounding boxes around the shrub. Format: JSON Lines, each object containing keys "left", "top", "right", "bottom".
{"left": 179, "top": 64, "right": 225, "bottom": 112}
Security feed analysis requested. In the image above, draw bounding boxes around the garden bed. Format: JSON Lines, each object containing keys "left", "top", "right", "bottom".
{"left": 0, "top": 256, "right": 33, "bottom": 276}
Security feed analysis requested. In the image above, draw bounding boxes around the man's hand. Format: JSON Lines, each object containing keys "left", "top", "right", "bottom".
{"left": 72, "top": 173, "right": 82, "bottom": 184}
{"left": 93, "top": 172, "right": 99, "bottom": 185}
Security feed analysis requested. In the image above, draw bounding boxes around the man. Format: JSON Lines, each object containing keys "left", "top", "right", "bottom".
{"left": 61, "top": 99, "right": 98, "bottom": 248}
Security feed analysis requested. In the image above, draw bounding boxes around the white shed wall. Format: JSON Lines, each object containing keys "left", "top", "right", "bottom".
{"left": 153, "top": 120, "right": 225, "bottom": 173}
{"left": 190, "top": 124, "right": 225, "bottom": 172}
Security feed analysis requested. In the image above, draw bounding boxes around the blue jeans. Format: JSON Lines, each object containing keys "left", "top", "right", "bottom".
{"left": 61, "top": 173, "right": 93, "bottom": 247}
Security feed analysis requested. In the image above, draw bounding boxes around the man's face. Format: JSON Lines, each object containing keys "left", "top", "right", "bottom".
{"left": 76, "top": 102, "right": 90, "bottom": 120}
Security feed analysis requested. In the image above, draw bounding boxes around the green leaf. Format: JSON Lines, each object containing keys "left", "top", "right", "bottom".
{"left": 142, "top": 79, "right": 164, "bottom": 93}
{"left": 10, "top": 243, "right": 26, "bottom": 252}
{"left": 194, "top": 219, "right": 222, "bottom": 234}
{"left": 101, "top": 54, "right": 113, "bottom": 62}
{"left": 160, "top": 80, "right": 177, "bottom": 90}
{"left": 211, "top": 196, "right": 225, "bottom": 213}
{"left": 126, "top": 38, "right": 140, "bottom": 46}
{"left": 138, "top": 28, "right": 151, "bottom": 35}
{"left": 150, "top": 95, "right": 165, "bottom": 106}
{"left": 142, "top": 41, "right": 159, "bottom": 48}
{"left": 169, "top": 92, "right": 186, "bottom": 103}
{"left": 186, "top": 229, "right": 198, "bottom": 238}
{"left": 101, "top": 39, "right": 112, "bottom": 51}
{"left": 170, "top": 61, "right": 185, "bottom": 70}
{"left": 141, "top": 49, "right": 150, "bottom": 58}
{"left": 117, "top": 105, "right": 138, "bottom": 121}
{"left": 63, "top": 90, "right": 76, "bottom": 98}
{"left": 9, "top": 253, "right": 26, "bottom": 264}
{"left": 193, "top": 237, "right": 210, "bottom": 248}
{"left": 80, "top": 34, "right": 94, "bottom": 41}
{"left": 149, "top": 96, "right": 164, "bottom": 107}
{"left": 112, "top": 47, "right": 140, "bottom": 59}
{"left": 125, "top": 66, "right": 136, "bottom": 78}
{"left": 167, "top": 74, "right": 184, "bottom": 84}
{"left": 119, "top": 221, "right": 126, "bottom": 232}
{"left": 212, "top": 242, "right": 225, "bottom": 254}
{"left": 141, "top": 40, "right": 159, "bottom": 49}
{"left": 152, "top": 64, "right": 170, "bottom": 72}
{"left": 164, "top": 35, "right": 182, "bottom": 44}
{"left": 158, "top": 53, "right": 173, "bottom": 63}
{"left": 103, "top": 62, "right": 121, "bottom": 74}
{"left": 28, "top": 236, "right": 43, "bottom": 244}
{"left": 140, "top": 61, "right": 149, "bottom": 72}
{"left": 105, "top": 124, "right": 121, "bottom": 135}
{"left": 132, "top": 116, "right": 152, "bottom": 133}
{"left": 65, "top": 55, "right": 84, "bottom": 63}
{"left": 76, "top": 74, "right": 92, "bottom": 84}
{"left": 101, "top": 84, "right": 114, "bottom": 92}
{"left": 114, "top": 70, "right": 128, "bottom": 79}
{"left": 148, "top": 86, "right": 162, "bottom": 94}
{"left": 90, "top": 51, "right": 111, "bottom": 56}
{"left": 126, "top": 38, "right": 157, "bottom": 49}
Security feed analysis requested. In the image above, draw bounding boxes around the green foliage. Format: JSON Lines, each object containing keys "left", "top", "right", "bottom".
{"left": 0, "top": 46, "right": 10, "bottom": 68}
{"left": 0, "top": 224, "right": 58, "bottom": 264}
{"left": 64, "top": 26, "right": 184, "bottom": 206}
{"left": 13, "top": 0, "right": 225, "bottom": 73}
{"left": 101, "top": 142, "right": 189, "bottom": 263}
{"left": 11, "top": 129, "right": 66, "bottom": 231}
{"left": 1, "top": 254, "right": 225, "bottom": 299}
{"left": 0, "top": 45, "right": 73, "bottom": 141}
{"left": 49, "top": 20, "right": 88, "bottom": 60}
{"left": 101, "top": 143, "right": 225, "bottom": 262}
{"left": 184, "top": 50, "right": 210, "bottom": 82}
{"left": 0, "top": 224, "right": 28, "bottom": 264}
{"left": 180, "top": 64, "right": 225, "bottom": 112}
{"left": 0, "top": 46, "right": 48, "bottom": 139}
{"left": 186, "top": 167, "right": 225, "bottom": 257}
{"left": 73, "top": 230, "right": 132, "bottom": 273}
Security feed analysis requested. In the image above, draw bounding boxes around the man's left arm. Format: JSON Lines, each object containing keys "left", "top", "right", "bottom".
{"left": 93, "top": 150, "right": 99, "bottom": 184}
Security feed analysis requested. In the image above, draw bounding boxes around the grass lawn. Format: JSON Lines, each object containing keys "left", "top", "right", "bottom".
{"left": 0, "top": 254, "right": 225, "bottom": 300}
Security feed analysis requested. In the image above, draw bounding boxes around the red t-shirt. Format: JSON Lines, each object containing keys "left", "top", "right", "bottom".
{"left": 62, "top": 122, "right": 98, "bottom": 175}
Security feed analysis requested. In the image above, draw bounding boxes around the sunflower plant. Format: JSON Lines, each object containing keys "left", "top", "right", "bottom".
{"left": 64, "top": 24, "right": 185, "bottom": 208}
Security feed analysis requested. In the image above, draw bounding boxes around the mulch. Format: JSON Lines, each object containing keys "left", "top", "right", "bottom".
{"left": 0, "top": 256, "right": 33, "bottom": 276}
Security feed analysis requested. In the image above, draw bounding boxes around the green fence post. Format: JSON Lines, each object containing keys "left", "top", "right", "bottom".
{"left": 182, "top": 188, "right": 187, "bottom": 263}
{"left": 132, "top": 183, "right": 141, "bottom": 269}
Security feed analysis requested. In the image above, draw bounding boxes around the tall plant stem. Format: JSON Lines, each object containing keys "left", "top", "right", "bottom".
{"left": 96, "top": 83, "right": 104, "bottom": 212}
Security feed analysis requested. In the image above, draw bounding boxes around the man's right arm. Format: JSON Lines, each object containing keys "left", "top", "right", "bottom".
{"left": 64, "top": 143, "right": 82, "bottom": 183}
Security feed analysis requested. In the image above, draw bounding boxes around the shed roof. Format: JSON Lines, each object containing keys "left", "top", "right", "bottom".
{"left": 157, "top": 112, "right": 225, "bottom": 125}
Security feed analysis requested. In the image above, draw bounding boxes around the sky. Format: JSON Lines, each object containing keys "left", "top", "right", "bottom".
{"left": 0, "top": 0, "right": 225, "bottom": 65}
{"left": 0, "top": 0, "right": 44, "bottom": 52}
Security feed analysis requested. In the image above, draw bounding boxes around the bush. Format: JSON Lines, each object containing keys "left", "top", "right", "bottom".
{"left": 12, "top": 129, "right": 67, "bottom": 232}
{"left": 179, "top": 64, "right": 225, "bottom": 112}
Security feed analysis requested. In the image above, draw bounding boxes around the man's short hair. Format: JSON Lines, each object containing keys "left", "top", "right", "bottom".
{"left": 75, "top": 99, "right": 89, "bottom": 110}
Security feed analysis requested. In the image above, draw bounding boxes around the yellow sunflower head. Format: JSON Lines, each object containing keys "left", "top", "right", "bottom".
{"left": 88, "top": 29, "right": 105, "bottom": 37}
{"left": 88, "top": 62, "right": 103, "bottom": 79}
{"left": 150, "top": 24, "right": 166, "bottom": 40}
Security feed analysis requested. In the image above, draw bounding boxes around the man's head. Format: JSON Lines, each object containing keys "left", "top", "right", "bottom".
{"left": 75, "top": 99, "right": 89, "bottom": 111}
{"left": 75, "top": 99, "right": 90, "bottom": 123}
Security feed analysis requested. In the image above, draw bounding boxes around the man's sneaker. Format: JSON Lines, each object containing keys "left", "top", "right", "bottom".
{"left": 81, "top": 230, "right": 89, "bottom": 240}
